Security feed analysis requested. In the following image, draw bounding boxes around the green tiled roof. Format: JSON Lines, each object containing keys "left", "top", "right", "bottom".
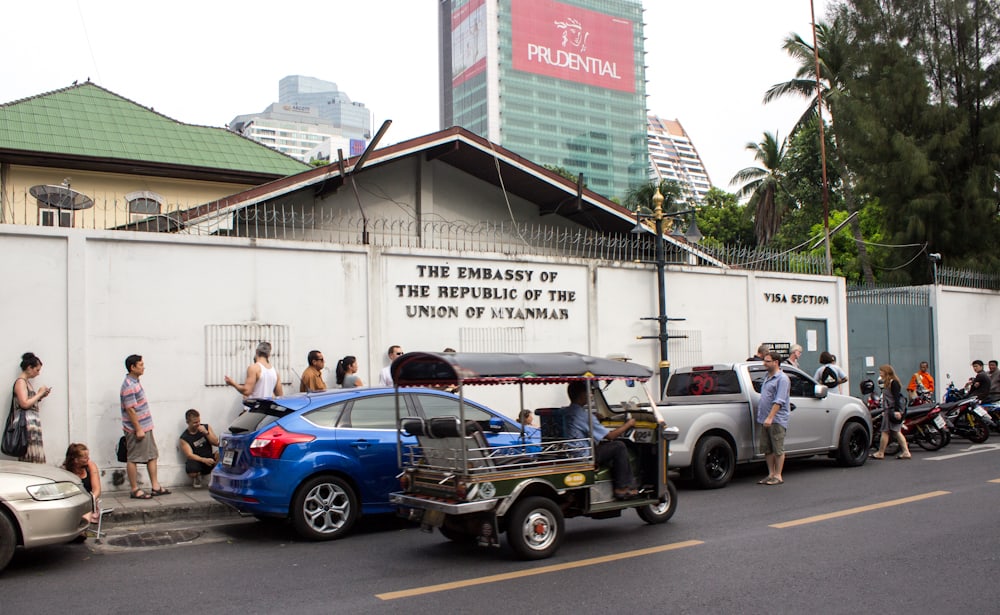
{"left": 0, "top": 83, "right": 309, "bottom": 176}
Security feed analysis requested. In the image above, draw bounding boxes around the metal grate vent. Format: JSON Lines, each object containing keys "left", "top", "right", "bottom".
{"left": 458, "top": 327, "right": 525, "bottom": 353}
{"left": 667, "top": 329, "right": 702, "bottom": 370}
{"left": 204, "top": 324, "right": 291, "bottom": 386}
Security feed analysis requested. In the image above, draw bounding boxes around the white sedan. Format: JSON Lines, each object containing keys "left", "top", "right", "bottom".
{"left": 0, "top": 461, "right": 93, "bottom": 572}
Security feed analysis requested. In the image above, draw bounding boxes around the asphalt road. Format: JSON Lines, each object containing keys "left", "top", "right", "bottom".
{"left": 2, "top": 442, "right": 999, "bottom": 615}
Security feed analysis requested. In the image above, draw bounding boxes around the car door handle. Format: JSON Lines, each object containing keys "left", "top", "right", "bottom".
{"left": 350, "top": 439, "right": 371, "bottom": 450}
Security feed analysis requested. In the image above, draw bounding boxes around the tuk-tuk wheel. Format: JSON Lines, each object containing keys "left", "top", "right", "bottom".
{"left": 506, "top": 496, "right": 564, "bottom": 560}
{"left": 636, "top": 480, "right": 677, "bottom": 524}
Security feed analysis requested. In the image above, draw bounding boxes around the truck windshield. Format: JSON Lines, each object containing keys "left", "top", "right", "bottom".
{"left": 599, "top": 378, "right": 653, "bottom": 412}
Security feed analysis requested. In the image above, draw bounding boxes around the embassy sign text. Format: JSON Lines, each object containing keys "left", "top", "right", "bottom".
{"left": 396, "top": 264, "right": 578, "bottom": 320}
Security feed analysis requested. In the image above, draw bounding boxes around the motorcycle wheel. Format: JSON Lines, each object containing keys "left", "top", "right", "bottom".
{"left": 967, "top": 418, "right": 990, "bottom": 444}
{"left": 915, "top": 424, "right": 947, "bottom": 451}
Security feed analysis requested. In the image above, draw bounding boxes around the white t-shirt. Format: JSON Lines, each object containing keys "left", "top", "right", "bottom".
{"left": 378, "top": 365, "right": 392, "bottom": 387}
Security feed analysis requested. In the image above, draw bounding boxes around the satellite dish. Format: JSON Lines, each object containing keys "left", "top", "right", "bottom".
{"left": 29, "top": 185, "right": 94, "bottom": 210}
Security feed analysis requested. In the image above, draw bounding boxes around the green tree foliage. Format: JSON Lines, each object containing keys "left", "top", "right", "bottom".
{"left": 730, "top": 131, "right": 791, "bottom": 245}
{"left": 773, "top": 119, "right": 843, "bottom": 250}
{"left": 694, "top": 188, "right": 755, "bottom": 247}
{"left": 765, "top": 12, "right": 876, "bottom": 282}
{"left": 622, "top": 179, "right": 688, "bottom": 214}
{"left": 543, "top": 164, "right": 586, "bottom": 188}
{"left": 836, "top": 0, "right": 1000, "bottom": 276}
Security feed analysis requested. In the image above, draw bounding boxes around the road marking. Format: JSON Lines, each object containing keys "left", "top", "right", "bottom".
{"left": 770, "top": 491, "right": 950, "bottom": 529}
{"left": 926, "top": 443, "right": 1000, "bottom": 460}
{"left": 375, "top": 539, "right": 704, "bottom": 601}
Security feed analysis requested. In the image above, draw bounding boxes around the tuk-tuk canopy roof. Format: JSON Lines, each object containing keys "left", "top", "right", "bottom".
{"left": 391, "top": 352, "right": 653, "bottom": 387}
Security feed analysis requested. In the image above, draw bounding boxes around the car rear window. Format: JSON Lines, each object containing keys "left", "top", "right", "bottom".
{"left": 227, "top": 400, "right": 294, "bottom": 433}
{"left": 666, "top": 370, "right": 742, "bottom": 397}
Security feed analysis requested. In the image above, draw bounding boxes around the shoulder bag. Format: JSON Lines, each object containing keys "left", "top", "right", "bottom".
{"left": 2, "top": 392, "right": 29, "bottom": 458}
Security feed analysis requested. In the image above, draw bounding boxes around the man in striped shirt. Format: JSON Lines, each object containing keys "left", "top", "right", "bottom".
{"left": 120, "top": 354, "right": 169, "bottom": 499}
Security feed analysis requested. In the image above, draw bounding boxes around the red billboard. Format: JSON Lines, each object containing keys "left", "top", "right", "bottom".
{"left": 511, "top": 0, "right": 635, "bottom": 93}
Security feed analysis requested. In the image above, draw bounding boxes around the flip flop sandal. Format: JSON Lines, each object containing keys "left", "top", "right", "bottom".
{"left": 757, "top": 477, "right": 773, "bottom": 484}
{"left": 150, "top": 487, "right": 172, "bottom": 496}
{"left": 130, "top": 489, "right": 152, "bottom": 499}
{"left": 764, "top": 477, "right": 784, "bottom": 485}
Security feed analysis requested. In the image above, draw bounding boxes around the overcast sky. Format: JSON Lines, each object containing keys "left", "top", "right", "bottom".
{"left": 1, "top": 0, "right": 831, "bottom": 192}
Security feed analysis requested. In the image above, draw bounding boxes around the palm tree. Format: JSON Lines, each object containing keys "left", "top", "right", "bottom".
{"left": 623, "top": 179, "right": 687, "bottom": 213}
{"left": 763, "top": 12, "right": 875, "bottom": 283}
{"left": 730, "top": 131, "right": 788, "bottom": 245}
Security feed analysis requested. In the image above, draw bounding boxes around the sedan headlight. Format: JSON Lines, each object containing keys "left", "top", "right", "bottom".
{"left": 26, "top": 481, "right": 84, "bottom": 501}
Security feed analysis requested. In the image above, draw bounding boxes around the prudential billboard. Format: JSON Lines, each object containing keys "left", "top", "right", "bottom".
{"left": 511, "top": 0, "right": 635, "bottom": 93}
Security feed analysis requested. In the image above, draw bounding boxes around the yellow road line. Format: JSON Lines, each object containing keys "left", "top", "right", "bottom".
{"left": 376, "top": 539, "right": 704, "bottom": 601}
{"left": 770, "top": 491, "right": 950, "bottom": 529}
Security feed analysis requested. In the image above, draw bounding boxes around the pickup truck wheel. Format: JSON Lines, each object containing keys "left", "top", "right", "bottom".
{"left": 636, "top": 481, "right": 677, "bottom": 524}
{"left": 0, "top": 512, "right": 16, "bottom": 572}
{"left": 692, "top": 435, "right": 735, "bottom": 489}
{"left": 290, "top": 475, "right": 358, "bottom": 541}
{"left": 837, "top": 422, "right": 870, "bottom": 467}
{"left": 506, "top": 496, "right": 563, "bottom": 560}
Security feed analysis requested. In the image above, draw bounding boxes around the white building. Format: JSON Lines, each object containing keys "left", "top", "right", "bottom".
{"left": 230, "top": 75, "right": 370, "bottom": 163}
{"left": 647, "top": 115, "right": 713, "bottom": 201}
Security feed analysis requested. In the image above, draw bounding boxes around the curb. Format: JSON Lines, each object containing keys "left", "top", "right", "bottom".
{"left": 107, "top": 501, "right": 240, "bottom": 525}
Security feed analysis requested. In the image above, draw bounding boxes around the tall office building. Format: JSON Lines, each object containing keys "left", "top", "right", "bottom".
{"left": 439, "top": 0, "right": 647, "bottom": 200}
{"left": 230, "top": 76, "right": 371, "bottom": 163}
{"left": 647, "top": 115, "right": 713, "bottom": 202}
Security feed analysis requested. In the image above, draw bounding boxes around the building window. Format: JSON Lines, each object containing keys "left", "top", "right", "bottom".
{"left": 38, "top": 207, "right": 73, "bottom": 227}
{"left": 126, "top": 191, "right": 164, "bottom": 222}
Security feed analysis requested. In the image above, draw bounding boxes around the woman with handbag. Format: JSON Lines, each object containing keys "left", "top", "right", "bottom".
{"left": 13, "top": 352, "right": 51, "bottom": 463}
{"left": 871, "top": 363, "right": 912, "bottom": 460}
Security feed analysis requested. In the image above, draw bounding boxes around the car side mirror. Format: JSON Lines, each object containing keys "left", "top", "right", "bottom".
{"left": 488, "top": 417, "right": 504, "bottom": 432}
{"left": 814, "top": 384, "right": 829, "bottom": 399}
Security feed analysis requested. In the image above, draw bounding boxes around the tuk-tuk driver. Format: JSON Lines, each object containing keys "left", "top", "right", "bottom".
{"left": 564, "top": 381, "right": 638, "bottom": 499}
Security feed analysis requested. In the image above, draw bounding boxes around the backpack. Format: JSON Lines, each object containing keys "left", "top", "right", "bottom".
{"left": 820, "top": 366, "right": 838, "bottom": 387}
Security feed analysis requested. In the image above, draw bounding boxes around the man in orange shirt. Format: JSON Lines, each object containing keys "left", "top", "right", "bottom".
{"left": 907, "top": 361, "right": 934, "bottom": 399}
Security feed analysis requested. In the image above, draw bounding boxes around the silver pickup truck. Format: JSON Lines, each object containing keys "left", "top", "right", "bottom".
{"left": 661, "top": 362, "right": 872, "bottom": 488}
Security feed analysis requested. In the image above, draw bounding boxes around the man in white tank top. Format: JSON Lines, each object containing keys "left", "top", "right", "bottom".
{"left": 225, "top": 341, "right": 284, "bottom": 400}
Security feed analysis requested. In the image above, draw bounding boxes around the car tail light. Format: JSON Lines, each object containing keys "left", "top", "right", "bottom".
{"left": 249, "top": 425, "right": 315, "bottom": 459}
{"left": 399, "top": 472, "right": 411, "bottom": 491}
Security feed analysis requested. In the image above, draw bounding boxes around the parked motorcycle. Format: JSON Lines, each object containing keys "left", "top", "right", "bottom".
{"left": 861, "top": 379, "right": 950, "bottom": 453}
{"left": 940, "top": 382, "right": 992, "bottom": 443}
{"left": 981, "top": 401, "right": 1000, "bottom": 433}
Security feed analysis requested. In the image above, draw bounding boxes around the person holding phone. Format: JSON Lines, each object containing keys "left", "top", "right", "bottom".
{"left": 13, "top": 352, "right": 51, "bottom": 463}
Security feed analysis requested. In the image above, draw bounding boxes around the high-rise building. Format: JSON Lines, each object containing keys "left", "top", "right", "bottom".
{"left": 439, "top": 0, "right": 647, "bottom": 200}
{"left": 647, "top": 115, "right": 713, "bottom": 202}
{"left": 230, "top": 76, "right": 371, "bottom": 163}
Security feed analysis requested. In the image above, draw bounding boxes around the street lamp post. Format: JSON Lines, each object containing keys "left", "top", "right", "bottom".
{"left": 633, "top": 186, "right": 698, "bottom": 397}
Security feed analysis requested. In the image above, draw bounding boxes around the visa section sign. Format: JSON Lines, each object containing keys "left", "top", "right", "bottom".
{"left": 511, "top": 0, "right": 636, "bottom": 93}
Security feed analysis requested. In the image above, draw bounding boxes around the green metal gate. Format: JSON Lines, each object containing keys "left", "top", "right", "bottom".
{"left": 846, "top": 286, "right": 934, "bottom": 397}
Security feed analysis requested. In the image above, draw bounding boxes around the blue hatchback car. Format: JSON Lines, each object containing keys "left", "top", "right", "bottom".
{"left": 210, "top": 387, "right": 537, "bottom": 540}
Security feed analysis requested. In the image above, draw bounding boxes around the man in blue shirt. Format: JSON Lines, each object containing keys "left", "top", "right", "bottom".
{"left": 564, "top": 381, "right": 638, "bottom": 499}
{"left": 756, "top": 352, "right": 791, "bottom": 485}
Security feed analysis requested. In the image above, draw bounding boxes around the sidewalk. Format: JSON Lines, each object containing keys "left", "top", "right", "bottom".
{"left": 101, "top": 484, "right": 239, "bottom": 525}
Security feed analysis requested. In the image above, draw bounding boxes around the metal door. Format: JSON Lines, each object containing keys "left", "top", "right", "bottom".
{"left": 795, "top": 318, "right": 828, "bottom": 378}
